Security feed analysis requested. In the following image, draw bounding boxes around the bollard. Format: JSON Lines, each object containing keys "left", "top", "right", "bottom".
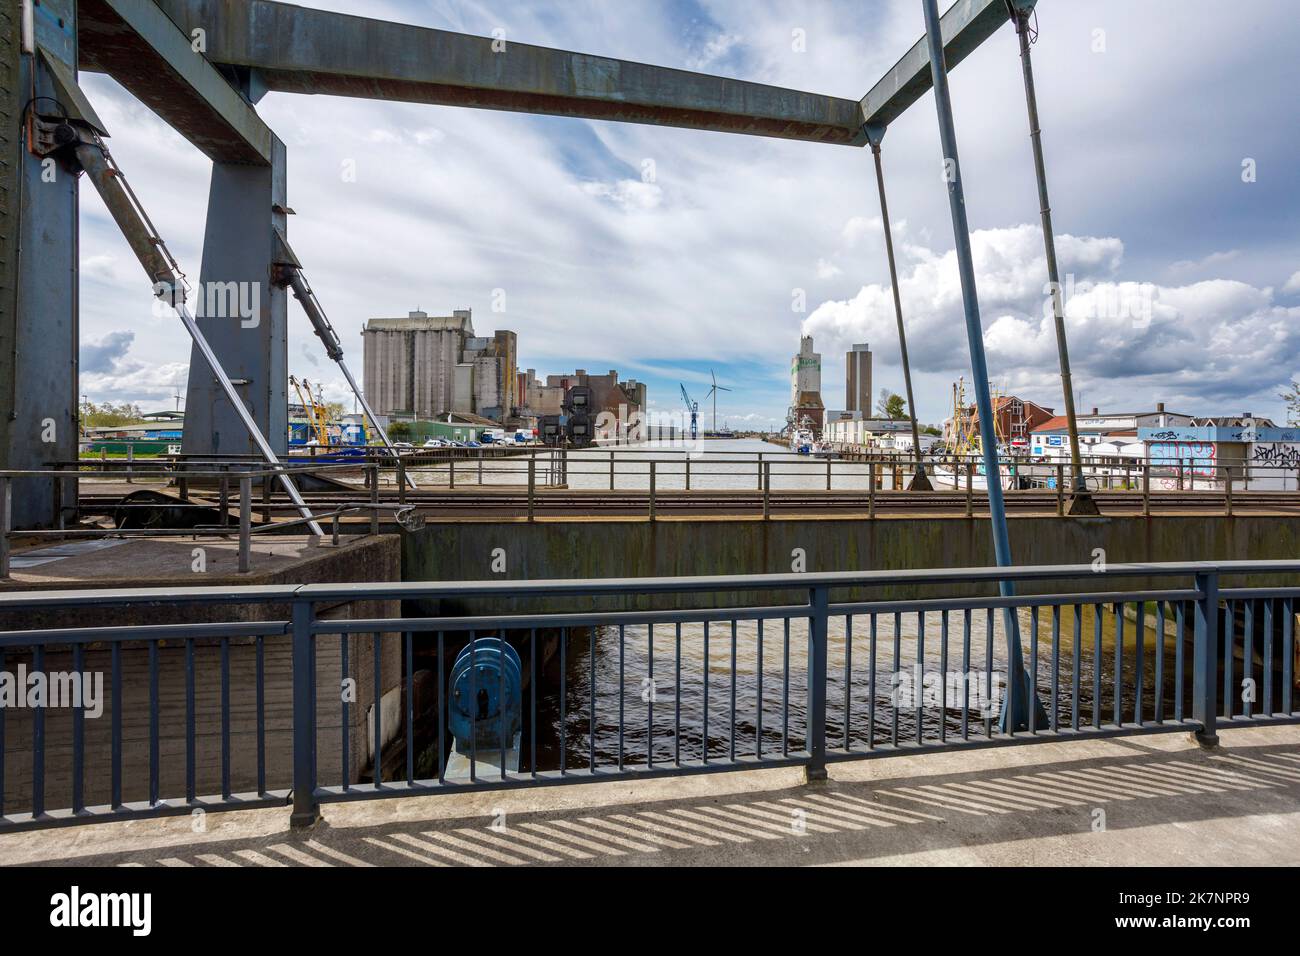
{"left": 239, "top": 477, "right": 252, "bottom": 573}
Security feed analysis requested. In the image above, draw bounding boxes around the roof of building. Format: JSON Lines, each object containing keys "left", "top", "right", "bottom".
{"left": 1078, "top": 409, "right": 1194, "bottom": 419}
{"left": 1186, "top": 415, "right": 1276, "bottom": 427}
{"left": 365, "top": 310, "right": 473, "bottom": 333}
{"left": 439, "top": 411, "right": 499, "bottom": 426}
{"left": 1031, "top": 415, "right": 1070, "bottom": 432}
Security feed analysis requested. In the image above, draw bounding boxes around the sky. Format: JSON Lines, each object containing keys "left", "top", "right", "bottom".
{"left": 77, "top": 0, "right": 1300, "bottom": 430}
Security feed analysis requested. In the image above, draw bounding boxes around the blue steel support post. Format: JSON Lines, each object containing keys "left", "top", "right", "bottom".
{"left": 1192, "top": 571, "right": 1220, "bottom": 747}
{"left": 291, "top": 600, "right": 321, "bottom": 827}
{"left": 921, "top": 0, "right": 1040, "bottom": 731}
{"left": 806, "top": 586, "right": 829, "bottom": 781}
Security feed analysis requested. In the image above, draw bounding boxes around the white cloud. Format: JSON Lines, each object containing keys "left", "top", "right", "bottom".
{"left": 815, "top": 258, "right": 841, "bottom": 279}
{"left": 69, "top": 0, "right": 1300, "bottom": 427}
{"left": 802, "top": 225, "right": 1300, "bottom": 414}
{"left": 1283, "top": 270, "right": 1300, "bottom": 295}
{"left": 1170, "top": 249, "right": 1241, "bottom": 273}
{"left": 580, "top": 179, "right": 664, "bottom": 212}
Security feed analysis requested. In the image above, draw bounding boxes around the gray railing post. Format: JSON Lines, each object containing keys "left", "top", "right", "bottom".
{"left": 368, "top": 464, "right": 380, "bottom": 535}
{"left": 449, "top": 457, "right": 455, "bottom": 490}
{"left": 757, "top": 453, "right": 764, "bottom": 491}
{"left": 238, "top": 476, "right": 252, "bottom": 573}
{"left": 290, "top": 600, "right": 321, "bottom": 828}
{"left": 649, "top": 461, "right": 656, "bottom": 522}
{"left": 763, "top": 461, "right": 771, "bottom": 520}
{"left": 1225, "top": 468, "right": 1233, "bottom": 516}
{"left": 527, "top": 456, "right": 536, "bottom": 522}
{"left": 806, "top": 585, "right": 829, "bottom": 782}
{"left": 685, "top": 454, "right": 691, "bottom": 491}
{"left": 965, "top": 461, "right": 974, "bottom": 517}
{"left": 826, "top": 456, "right": 832, "bottom": 491}
{"left": 397, "top": 460, "right": 407, "bottom": 505}
{"left": 1055, "top": 463, "right": 1064, "bottom": 516}
{"left": 261, "top": 472, "right": 272, "bottom": 523}
{"left": 0, "top": 475, "right": 10, "bottom": 579}
{"left": 868, "top": 460, "right": 876, "bottom": 518}
{"left": 1192, "top": 570, "right": 1220, "bottom": 748}
{"left": 610, "top": 450, "right": 615, "bottom": 491}
{"left": 1142, "top": 461, "right": 1150, "bottom": 516}
{"left": 219, "top": 469, "right": 230, "bottom": 528}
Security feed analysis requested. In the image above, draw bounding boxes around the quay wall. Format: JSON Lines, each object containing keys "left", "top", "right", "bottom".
{"left": 403, "top": 514, "right": 1300, "bottom": 615}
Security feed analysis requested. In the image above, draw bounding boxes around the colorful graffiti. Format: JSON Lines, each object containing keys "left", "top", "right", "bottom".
{"left": 1148, "top": 441, "right": 1217, "bottom": 478}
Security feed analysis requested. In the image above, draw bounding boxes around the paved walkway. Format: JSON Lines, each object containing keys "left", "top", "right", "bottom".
{"left": 4, "top": 726, "right": 1298, "bottom": 867}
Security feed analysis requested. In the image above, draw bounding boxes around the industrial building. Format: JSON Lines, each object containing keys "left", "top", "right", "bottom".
{"left": 518, "top": 368, "right": 647, "bottom": 424}
{"left": 845, "top": 343, "right": 873, "bottom": 415}
{"left": 790, "top": 335, "right": 826, "bottom": 437}
{"left": 361, "top": 309, "right": 517, "bottom": 423}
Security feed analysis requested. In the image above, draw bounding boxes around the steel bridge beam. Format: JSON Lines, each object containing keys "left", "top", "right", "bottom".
{"left": 153, "top": 0, "right": 869, "bottom": 146}
{"left": 861, "top": 0, "right": 1026, "bottom": 130}
{"left": 78, "top": 0, "right": 272, "bottom": 164}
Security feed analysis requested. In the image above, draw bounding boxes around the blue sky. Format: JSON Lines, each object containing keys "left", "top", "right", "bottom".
{"left": 78, "top": 0, "right": 1300, "bottom": 427}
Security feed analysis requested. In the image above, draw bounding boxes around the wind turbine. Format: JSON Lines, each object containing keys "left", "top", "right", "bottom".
{"left": 704, "top": 369, "right": 731, "bottom": 434}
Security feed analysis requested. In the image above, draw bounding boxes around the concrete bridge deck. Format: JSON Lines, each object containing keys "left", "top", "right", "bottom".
{"left": 4, "top": 725, "right": 1296, "bottom": 867}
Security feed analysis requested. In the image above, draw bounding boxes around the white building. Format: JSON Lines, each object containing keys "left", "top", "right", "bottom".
{"left": 1029, "top": 403, "right": 1193, "bottom": 462}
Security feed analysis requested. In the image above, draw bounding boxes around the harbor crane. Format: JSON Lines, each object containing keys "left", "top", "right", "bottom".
{"left": 679, "top": 384, "right": 699, "bottom": 441}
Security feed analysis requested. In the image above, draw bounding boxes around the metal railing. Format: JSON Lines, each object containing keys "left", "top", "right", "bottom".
{"left": 3, "top": 446, "right": 1298, "bottom": 558}
{"left": 0, "top": 560, "right": 1296, "bottom": 832}
{"left": 0, "top": 461, "right": 422, "bottom": 578}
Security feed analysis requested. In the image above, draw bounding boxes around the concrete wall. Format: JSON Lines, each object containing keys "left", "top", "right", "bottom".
{"left": 402, "top": 514, "right": 1300, "bottom": 615}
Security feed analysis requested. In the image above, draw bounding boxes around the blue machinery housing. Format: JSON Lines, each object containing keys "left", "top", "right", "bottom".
{"left": 0, "top": 560, "right": 1297, "bottom": 832}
